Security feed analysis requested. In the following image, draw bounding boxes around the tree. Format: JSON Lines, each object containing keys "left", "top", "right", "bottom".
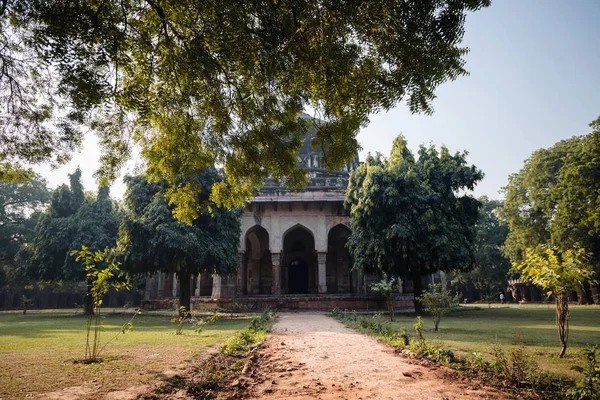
{"left": 0, "top": 175, "right": 50, "bottom": 286}
{"left": 118, "top": 169, "right": 241, "bottom": 315}
{"left": 416, "top": 283, "right": 459, "bottom": 331}
{"left": 345, "top": 135, "right": 483, "bottom": 313}
{"left": 370, "top": 273, "right": 397, "bottom": 321}
{"left": 450, "top": 196, "right": 511, "bottom": 301}
{"left": 515, "top": 245, "right": 595, "bottom": 358}
{"left": 1, "top": 0, "right": 490, "bottom": 220}
{"left": 22, "top": 169, "right": 121, "bottom": 314}
{"left": 499, "top": 116, "right": 600, "bottom": 304}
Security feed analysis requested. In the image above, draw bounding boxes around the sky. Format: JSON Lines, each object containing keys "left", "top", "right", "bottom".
{"left": 36, "top": 0, "right": 600, "bottom": 201}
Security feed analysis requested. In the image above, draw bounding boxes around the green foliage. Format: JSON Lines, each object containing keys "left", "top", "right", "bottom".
{"left": 515, "top": 245, "right": 596, "bottom": 358}
{"left": 71, "top": 246, "right": 131, "bottom": 362}
{"left": 0, "top": 175, "right": 50, "bottom": 287}
{"left": 2, "top": 0, "right": 489, "bottom": 218}
{"left": 416, "top": 284, "right": 460, "bottom": 331}
{"left": 118, "top": 170, "right": 241, "bottom": 312}
{"left": 22, "top": 169, "right": 121, "bottom": 293}
{"left": 567, "top": 345, "right": 600, "bottom": 400}
{"left": 345, "top": 135, "right": 482, "bottom": 312}
{"left": 370, "top": 273, "right": 397, "bottom": 321}
{"left": 499, "top": 117, "right": 600, "bottom": 300}
{"left": 221, "top": 309, "right": 275, "bottom": 356}
{"left": 450, "top": 197, "right": 511, "bottom": 300}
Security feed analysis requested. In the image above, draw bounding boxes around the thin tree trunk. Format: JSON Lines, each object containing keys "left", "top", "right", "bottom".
{"left": 83, "top": 283, "right": 94, "bottom": 316}
{"left": 556, "top": 293, "right": 570, "bottom": 358}
{"left": 412, "top": 269, "right": 424, "bottom": 315}
{"left": 178, "top": 271, "right": 192, "bottom": 319}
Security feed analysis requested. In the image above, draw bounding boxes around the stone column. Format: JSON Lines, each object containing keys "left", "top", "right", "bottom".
{"left": 237, "top": 252, "right": 247, "bottom": 296}
{"left": 317, "top": 252, "right": 327, "bottom": 294}
{"left": 212, "top": 274, "right": 222, "bottom": 298}
{"left": 157, "top": 272, "right": 165, "bottom": 297}
{"left": 195, "top": 275, "right": 201, "bottom": 296}
{"left": 271, "top": 252, "right": 281, "bottom": 295}
{"left": 172, "top": 273, "right": 179, "bottom": 297}
{"left": 143, "top": 275, "right": 158, "bottom": 301}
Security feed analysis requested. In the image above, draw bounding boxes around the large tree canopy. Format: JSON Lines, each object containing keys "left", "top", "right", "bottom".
{"left": 1, "top": 0, "right": 489, "bottom": 220}
{"left": 345, "top": 135, "right": 483, "bottom": 312}
{"left": 499, "top": 115, "right": 600, "bottom": 303}
{"left": 0, "top": 175, "right": 50, "bottom": 286}
{"left": 118, "top": 169, "right": 241, "bottom": 312}
{"left": 22, "top": 169, "right": 121, "bottom": 283}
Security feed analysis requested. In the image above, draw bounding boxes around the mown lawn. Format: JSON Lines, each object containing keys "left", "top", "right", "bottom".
{"left": 387, "top": 304, "right": 600, "bottom": 378}
{"left": 0, "top": 309, "right": 250, "bottom": 399}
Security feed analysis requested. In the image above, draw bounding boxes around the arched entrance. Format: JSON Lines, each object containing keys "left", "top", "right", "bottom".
{"left": 245, "top": 226, "right": 271, "bottom": 295}
{"left": 327, "top": 224, "right": 355, "bottom": 294}
{"left": 283, "top": 225, "right": 317, "bottom": 294}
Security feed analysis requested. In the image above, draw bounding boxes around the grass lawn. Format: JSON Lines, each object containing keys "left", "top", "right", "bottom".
{"left": 387, "top": 304, "right": 600, "bottom": 378}
{"left": 0, "top": 309, "right": 250, "bottom": 399}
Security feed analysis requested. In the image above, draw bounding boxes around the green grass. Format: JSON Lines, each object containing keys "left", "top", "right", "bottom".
{"left": 387, "top": 304, "right": 600, "bottom": 378}
{"left": 0, "top": 309, "right": 250, "bottom": 399}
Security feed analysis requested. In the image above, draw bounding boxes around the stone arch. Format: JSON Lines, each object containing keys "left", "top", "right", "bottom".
{"left": 245, "top": 225, "right": 271, "bottom": 295}
{"left": 282, "top": 224, "right": 317, "bottom": 294}
{"left": 327, "top": 224, "right": 355, "bottom": 294}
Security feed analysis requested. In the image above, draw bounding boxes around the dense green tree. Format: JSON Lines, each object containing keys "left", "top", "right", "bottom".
{"left": 499, "top": 116, "right": 600, "bottom": 303}
{"left": 345, "top": 135, "right": 483, "bottom": 312}
{"left": 1, "top": 0, "right": 489, "bottom": 220}
{"left": 0, "top": 175, "right": 50, "bottom": 286}
{"left": 450, "top": 196, "right": 511, "bottom": 301}
{"left": 22, "top": 169, "right": 121, "bottom": 313}
{"left": 118, "top": 169, "right": 241, "bottom": 314}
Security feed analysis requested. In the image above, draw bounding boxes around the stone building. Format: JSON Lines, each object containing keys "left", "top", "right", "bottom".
{"left": 144, "top": 126, "right": 415, "bottom": 311}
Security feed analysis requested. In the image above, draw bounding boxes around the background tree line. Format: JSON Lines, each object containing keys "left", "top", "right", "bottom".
{"left": 0, "top": 168, "right": 241, "bottom": 314}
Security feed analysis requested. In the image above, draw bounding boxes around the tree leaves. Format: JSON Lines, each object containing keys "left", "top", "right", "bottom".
{"left": 2, "top": 0, "right": 489, "bottom": 219}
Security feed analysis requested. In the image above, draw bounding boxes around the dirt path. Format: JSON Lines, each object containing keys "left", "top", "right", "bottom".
{"left": 244, "top": 313, "right": 510, "bottom": 400}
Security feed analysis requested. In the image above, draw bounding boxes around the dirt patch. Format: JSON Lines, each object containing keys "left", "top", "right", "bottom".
{"left": 243, "top": 313, "right": 510, "bottom": 400}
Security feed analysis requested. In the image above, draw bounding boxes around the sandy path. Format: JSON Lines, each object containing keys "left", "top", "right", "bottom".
{"left": 244, "top": 313, "right": 510, "bottom": 400}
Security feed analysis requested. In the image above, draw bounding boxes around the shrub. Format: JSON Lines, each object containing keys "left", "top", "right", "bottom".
{"left": 567, "top": 345, "right": 600, "bottom": 400}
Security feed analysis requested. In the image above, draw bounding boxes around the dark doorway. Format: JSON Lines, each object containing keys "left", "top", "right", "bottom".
{"left": 288, "top": 257, "right": 309, "bottom": 294}
{"left": 283, "top": 225, "right": 316, "bottom": 294}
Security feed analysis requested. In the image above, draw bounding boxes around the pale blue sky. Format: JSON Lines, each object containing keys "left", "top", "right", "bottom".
{"left": 38, "top": 0, "right": 600, "bottom": 201}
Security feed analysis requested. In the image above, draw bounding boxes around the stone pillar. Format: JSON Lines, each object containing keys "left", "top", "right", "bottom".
{"left": 172, "top": 273, "right": 179, "bottom": 297}
{"left": 143, "top": 275, "right": 158, "bottom": 301}
{"left": 272, "top": 252, "right": 281, "bottom": 295}
{"left": 195, "top": 275, "right": 201, "bottom": 296}
{"left": 157, "top": 272, "right": 165, "bottom": 297}
{"left": 212, "top": 274, "right": 222, "bottom": 298}
{"left": 237, "top": 252, "right": 247, "bottom": 296}
{"left": 212, "top": 274, "right": 236, "bottom": 298}
{"left": 317, "top": 252, "right": 327, "bottom": 294}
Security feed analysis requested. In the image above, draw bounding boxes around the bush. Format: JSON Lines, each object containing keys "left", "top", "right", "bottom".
{"left": 567, "top": 345, "right": 600, "bottom": 400}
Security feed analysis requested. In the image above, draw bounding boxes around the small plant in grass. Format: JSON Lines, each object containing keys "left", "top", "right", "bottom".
{"left": 370, "top": 273, "right": 397, "bottom": 321}
{"left": 221, "top": 308, "right": 275, "bottom": 356}
{"left": 20, "top": 294, "right": 33, "bottom": 314}
{"left": 416, "top": 283, "right": 459, "bottom": 331}
{"left": 171, "top": 307, "right": 221, "bottom": 335}
{"left": 567, "top": 345, "right": 600, "bottom": 400}
{"left": 71, "top": 246, "right": 132, "bottom": 362}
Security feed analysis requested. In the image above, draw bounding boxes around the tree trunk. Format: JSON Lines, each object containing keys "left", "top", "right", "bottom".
{"left": 412, "top": 269, "right": 424, "bottom": 315}
{"left": 83, "top": 283, "right": 94, "bottom": 316}
{"left": 556, "top": 293, "right": 570, "bottom": 358}
{"left": 178, "top": 272, "right": 192, "bottom": 319}
{"left": 388, "top": 298, "right": 394, "bottom": 321}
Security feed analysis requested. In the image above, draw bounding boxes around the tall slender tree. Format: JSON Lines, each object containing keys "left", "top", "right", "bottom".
{"left": 345, "top": 135, "right": 483, "bottom": 312}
